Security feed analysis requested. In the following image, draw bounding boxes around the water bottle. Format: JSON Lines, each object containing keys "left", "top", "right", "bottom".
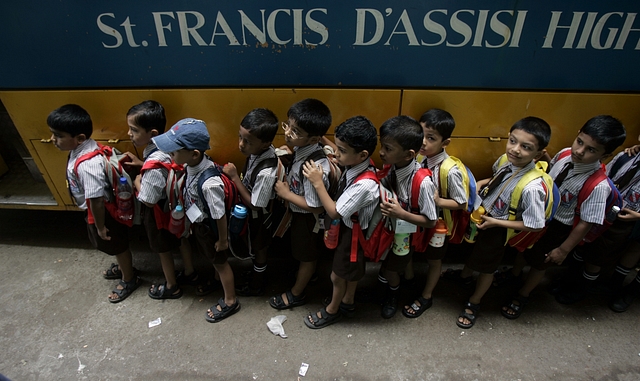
{"left": 464, "top": 206, "right": 485, "bottom": 243}
{"left": 429, "top": 218, "right": 448, "bottom": 247}
{"left": 324, "top": 219, "right": 340, "bottom": 249}
{"left": 392, "top": 232, "right": 410, "bottom": 256}
{"left": 169, "top": 204, "right": 185, "bottom": 235}
{"left": 116, "top": 177, "right": 133, "bottom": 221}
{"left": 229, "top": 205, "right": 248, "bottom": 235}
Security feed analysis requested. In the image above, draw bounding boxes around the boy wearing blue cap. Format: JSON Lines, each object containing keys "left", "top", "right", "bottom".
{"left": 153, "top": 118, "right": 240, "bottom": 322}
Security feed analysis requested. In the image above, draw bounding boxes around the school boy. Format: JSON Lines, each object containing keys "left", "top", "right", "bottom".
{"left": 122, "top": 100, "right": 195, "bottom": 299}
{"left": 223, "top": 108, "right": 279, "bottom": 296}
{"left": 554, "top": 132, "right": 639, "bottom": 305}
{"left": 451, "top": 117, "right": 551, "bottom": 328}
{"left": 497, "top": 115, "right": 625, "bottom": 319}
{"left": 301, "top": 116, "right": 379, "bottom": 328}
{"left": 378, "top": 115, "right": 438, "bottom": 319}
{"left": 153, "top": 118, "right": 240, "bottom": 322}
{"left": 270, "top": 98, "right": 332, "bottom": 310}
{"left": 403, "top": 109, "right": 468, "bottom": 318}
{"left": 48, "top": 104, "right": 139, "bottom": 303}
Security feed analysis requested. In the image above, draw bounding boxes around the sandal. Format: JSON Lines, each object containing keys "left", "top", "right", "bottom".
{"left": 108, "top": 276, "right": 141, "bottom": 304}
{"left": 322, "top": 296, "right": 356, "bottom": 318}
{"left": 148, "top": 282, "right": 183, "bottom": 300}
{"left": 103, "top": 263, "right": 138, "bottom": 280}
{"left": 269, "top": 290, "right": 306, "bottom": 310}
{"left": 304, "top": 307, "right": 342, "bottom": 329}
{"left": 205, "top": 298, "right": 241, "bottom": 323}
{"left": 501, "top": 294, "right": 529, "bottom": 319}
{"left": 402, "top": 296, "right": 433, "bottom": 319}
{"left": 441, "top": 269, "right": 473, "bottom": 286}
{"left": 456, "top": 301, "right": 480, "bottom": 329}
{"left": 196, "top": 278, "right": 222, "bottom": 296}
{"left": 176, "top": 270, "right": 199, "bottom": 287}
{"left": 492, "top": 268, "right": 523, "bottom": 288}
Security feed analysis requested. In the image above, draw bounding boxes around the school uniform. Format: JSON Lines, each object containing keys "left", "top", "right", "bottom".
{"left": 288, "top": 144, "right": 331, "bottom": 262}
{"left": 382, "top": 160, "right": 438, "bottom": 272}
{"left": 242, "top": 146, "right": 278, "bottom": 251}
{"left": 137, "top": 143, "right": 180, "bottom": 253}
{"left": 184, "top": 155, "right": 228, "bottom": 264}
{"left": 332, "top": 160, "right": 379, "bottom": 281}
{"left": 523, "top": 148, "right": 610, "bottom": 270}
{"left": 576, "top": 152, "right": 640, "bottom": 267}
{"left": 67, "top": 139, "right": 129, "bottom": 255}
{"left": 466, "top": 159, "right": 547, "bottom": 274}
{"left": 421, "top": 150, "right": 467, "bottom": 260}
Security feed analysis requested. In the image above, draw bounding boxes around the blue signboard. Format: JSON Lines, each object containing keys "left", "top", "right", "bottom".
{"left": 1, "top": 1, "right": 639, "bottom": 91}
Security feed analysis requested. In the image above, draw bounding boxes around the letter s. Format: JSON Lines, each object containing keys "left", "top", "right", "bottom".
{"left": 97, "top": 13, "right": 123, "bottom": 48}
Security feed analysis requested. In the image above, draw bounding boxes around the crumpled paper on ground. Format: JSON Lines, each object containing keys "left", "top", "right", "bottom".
{"left": 267, "top": 315, "right": 288, "bottom": 338}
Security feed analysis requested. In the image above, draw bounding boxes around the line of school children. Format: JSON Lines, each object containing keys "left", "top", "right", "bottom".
{"left": 47, "top": 98, "right": 640, "bottom": 329}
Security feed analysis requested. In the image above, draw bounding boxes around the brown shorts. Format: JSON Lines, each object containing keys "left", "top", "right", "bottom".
{"left": 87, "top": 211, "right": 130, "bottom": 256}
{"left": 465, "top": 227, "right": 508, "bottom": 274}
{"left": 143, "top": 204, "right": 180, "bottom": 253}
{"left": 332, "top": 223, "right": 366, "bottom": 282}
{"left": 418, "top": 236, "right": 449, "bottom": 261}
{"left": 522, "top": 220, "right": 572, "bottom": 271}
{"left": 249, "top": 208, "right": 271, "bottom": 252}
{"left": 191, "top": 221, "right": 229, "bottom": 265}
{"left": 291, "top": 212, "right": 323, "bottom": 262}
{"left": 576, "top": 219, "right": 635, "bottom": 268}
{"left": 382, "top": 237, "right": 413, "bottom": 274}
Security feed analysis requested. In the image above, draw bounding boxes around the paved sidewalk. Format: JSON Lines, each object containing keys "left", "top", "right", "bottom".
{"left": 0, "top": 209, "right": 639, "bottom": 381}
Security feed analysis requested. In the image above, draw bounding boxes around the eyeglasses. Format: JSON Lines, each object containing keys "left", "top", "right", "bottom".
{"left": 281, "top": 121, "right": 303, "bottom": 140}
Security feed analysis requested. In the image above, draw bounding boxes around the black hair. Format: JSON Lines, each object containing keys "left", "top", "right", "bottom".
{"left": 379, "top": 115, "right": 423, "bottom": 152}
{"left": 127, "top": 100, "right": 167, "bottom": 133}
{"left": 419, "top": 108, "right": 455, "bottom": 140}
{"left": 579, "top": 115, "right": 626, "bottom": 154}
{"left": 334, "top": 116, "right": 378, "bottom": 158}
{"left": 287, "top": 98, "right": 332, "bottom": 137}
{"left": 241, "top": 108, "right": 279, "bottom": 143}
{"left": 510, "top": 116, "right": 551, "bottom": 150}
{"left": 47, "top": 104, "right": 92, "bottom": 138}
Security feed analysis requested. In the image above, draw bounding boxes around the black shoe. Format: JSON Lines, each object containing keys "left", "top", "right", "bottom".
{"left": 609, "top": 286, "right": 638, "bottom": 313}
{"left": 381, "top": 289, "right": 399, "bottom": 319}
{"left": 554, "top": 287, "right": 586, "bottom": 305}
{"left": 235, "top": 282, "right": 265, "bottom": 296}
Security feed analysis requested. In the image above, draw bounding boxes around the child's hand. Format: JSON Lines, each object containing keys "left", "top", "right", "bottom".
{"left": 477, "top": 215, "right": 499, "bottom": 230}
{"left": 302, "top": 159, "right": 323, "bottom": 186}
{"left": 380, "top": 198, "right": 403, "bottom": 219}
{"left": 97, "top": 225, "right": 111, "bottom": 241}
{"left": 274, "top": 180, "right": 291, "bottom": 198}
{"left": 545, "top": 247, "right": 568, "bottom": 264}
{"left": 122, "top": 152, "right": 144, "bottom": 168}
{"left": 215, "top": 239, "right": 228, "bottom": 252}
{"left": 624, "top": 144, "right": 640, "bottom": 157}
{"left": 223, "top": 163, "right": 239, "bottom": 180}
{"left": 617, "top": 208, "right": 640, "bottom": 221}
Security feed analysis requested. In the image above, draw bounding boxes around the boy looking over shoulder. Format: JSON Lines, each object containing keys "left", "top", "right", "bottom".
{"left": 378, "top": 115, "right": 438, "bottom": 319}
{"left": 403, "top": 109, "right": 468, "bottom": 318}
{"left": 496, "top": 116, "right": 625, "bottom": 318}
{"left": 270, "top": 98, "right": 332, "bottom": 310}
{"left": 301, "top": 116, "right": 379, "bottom": 329}
{"left": 451, "top": 117, "right": 551, "bottom": 328}
{"left": 223, "top": 108, "right": 279, "bottom": 296}
{"left": 153, "top": 118, "right": 240, "bottom": 322}
{"left": 48, "top": 104, "right": 140, "bottom": 303}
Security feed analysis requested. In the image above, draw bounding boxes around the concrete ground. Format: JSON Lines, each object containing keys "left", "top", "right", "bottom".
{"left": 1, "top": 209, "right": 639, "bottom": 381}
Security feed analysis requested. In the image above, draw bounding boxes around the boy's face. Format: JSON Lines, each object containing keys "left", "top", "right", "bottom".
{"left": 379, "top": 136, "right": 413, "bottom": 166}
{"left": 505, "top": 129, "right": 542, "bottom": 167}
{"left": 169, "top": 148, "right": 198, "bottom": 166}
{"left": 571, "top": 132, "right": 607, "bottom": 164}
{"left": 334, "top": 136, "right": 367, "bottom": 167}
{"left": 238, "top": 125, "right": 270, "bottom": 156}
{"left": 127, "top": 115, "right": 156, "bottom": 148}
{"left": 419, "top": 123, "right": 449, "bottom": 158}
{"left": 282, "top": 118, "right": 316, "bottom": 147}
{"left": 49, "top": 128, "right": 83, "bottom": 151}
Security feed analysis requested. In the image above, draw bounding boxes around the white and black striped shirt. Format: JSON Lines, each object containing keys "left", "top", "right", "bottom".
{"left": 423, "top": 150, "right": 468, "bottom": 208}
{"left": 336, "top": 160, "right": 379, "bottom": 229}
{"left": 184, "top": 156, "right": 225, "bottom": 222}
{"left": 67, "top": 139, "right": 110, "bottom": 209}
{"left": 242, "top": 146, "right": 278, "bottom": 208}
{"left": 607, "top": 152, "right": 640, "bottom": 212}
{"left": 137, "top": 143, "right": 171, "bottom": 205}
{"left": 288, "top": 144, "right": 330, "bottom": 214}
{"left": 387, "top": 160, "right": 438, "bottom": 222}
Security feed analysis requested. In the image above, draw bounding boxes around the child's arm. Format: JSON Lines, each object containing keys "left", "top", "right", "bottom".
{"left": 214, "top": 215, "right": 229, "bottom": 251}
{"left": 476, "top": 216, "right": 542, "bottom": 232}
{"left": 122, "top": 152, "right": 144, "bottom": 169}
{"left": 545, "top": 220, "right": 592, "bottom": 264}
{"left": 88, "top": 197, "right": 110, "bottom": 240}
{"left": 133, "top": 174, "right": 154, "bottom": 208}
{"left": 624, "top": 144, "right": 640, "bottom": 157}
{"left": 302, "top": 160, "right": 339, "bottom": 219}
{"left": 223, "top": 163, "right": 257, "bottom": 210}
{"left": 618, "top": 208, "right": 640, "bottom": 221}
{"left": 476, "top": 177, "right": 490, "bottom": 190}
{"left": 435, "top": 195, "right": 466, "bottom": 211}
{"left": 274, "top": 180, "right": 325, "bottom": 214}
{"left": 380, "top": 199, "right": 435, "bottom": 228}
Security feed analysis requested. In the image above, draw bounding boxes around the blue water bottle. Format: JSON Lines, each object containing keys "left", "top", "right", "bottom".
{"left": 229, "top": 205, "right": 248, "bottom": 235}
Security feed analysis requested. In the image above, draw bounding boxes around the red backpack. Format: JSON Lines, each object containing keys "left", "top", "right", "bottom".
{"left": 139, "top": 159, "right": 185, "bottom": 237}
{"left": 408, "top": 168, "right": 435, "bottom": 252}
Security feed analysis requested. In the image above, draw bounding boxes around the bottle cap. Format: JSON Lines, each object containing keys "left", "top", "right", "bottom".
{"left": 233, "top": 204, "right": 248, "bottom": 217}
{"left": 175, "top": 205, "right": 183, "bottom": 212}
{"left": 119, "top": 177, "right": 127, "bottom": 183}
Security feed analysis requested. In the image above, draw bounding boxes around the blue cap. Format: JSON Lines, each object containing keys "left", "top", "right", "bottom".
{"left": 152, "top": 118, "right": 210, "bottom": 153}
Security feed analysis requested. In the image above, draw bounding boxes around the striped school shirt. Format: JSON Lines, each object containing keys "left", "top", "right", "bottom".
{"left": 184, "top": 156, "right": 225, "bottom": 222}
{"left": 387, "top": 160, "right": 438, "bottom": 222}
{"left": 288, "top": 144, "right": 330, "bottom": 214}
{"left": 137, "top": 143, "right": 171, "bottom": 205}
{"left": 481, "top": 159, "right": 547, "bottom": 230}
{"left": 423, "top": 149, "right": 468, "bottom": 207}
{"left": 336, "top": 160, "right": 379, "bottom": 229}
{"left": 67, "top": 139, "right": 111, "bottom": 209}
{"left": 607, "top": 152, "right": 640, "bottom": 212}
{"left": 242, "top": 145, "right": 278, "bottom": 208}
{"left": 550, "top": 147, "right": 610, "bottom": 225}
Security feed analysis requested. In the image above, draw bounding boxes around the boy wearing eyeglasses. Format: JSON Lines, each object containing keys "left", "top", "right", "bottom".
{"left": 269, "top": 98, "right": 333, "bottom": 310}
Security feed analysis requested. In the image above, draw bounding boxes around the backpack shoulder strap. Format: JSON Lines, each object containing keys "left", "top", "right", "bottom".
{"left": 410, "top": 168, "right": 432, "bottom": 213}
{"left": 197, "top": 167, "right": 219, "bottom": 218}
{"left": 73, "top": 143, "right": 109, "bottom": 178}
{"left": 576, "top": 168, "right": 608, "bottom": 210}
{"left": 608, "top": 152, "right": 635, "bottom": 180}
{"left": 249, "top": 157, "right": 279, "bottom": 188}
